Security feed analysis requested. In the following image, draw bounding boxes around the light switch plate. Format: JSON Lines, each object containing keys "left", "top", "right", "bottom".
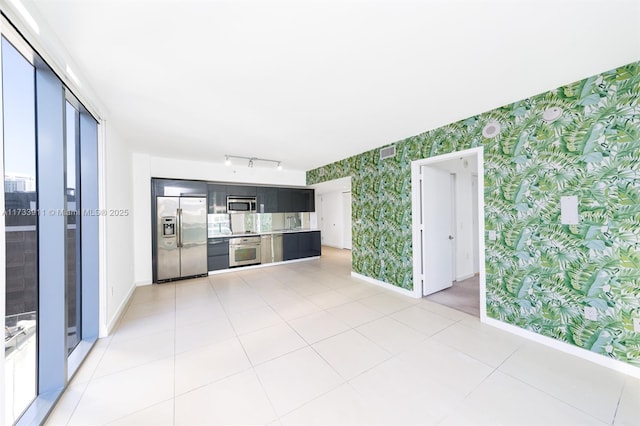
{"left": 633, "top": 317, "right": 640, "bottom": 333}
{"left": 488, "top": 230, "right": 497, "bottom": 241}
{"left": 560, "top": 195, "right": 579, "bottom": 225}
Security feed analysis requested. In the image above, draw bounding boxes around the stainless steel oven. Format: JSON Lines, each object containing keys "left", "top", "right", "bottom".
{"left": 229, "top": 236, "right": 261, "bottom": 267}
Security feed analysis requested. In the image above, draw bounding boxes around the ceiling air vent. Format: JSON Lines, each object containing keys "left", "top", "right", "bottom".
{"left": 380, "top": 145, "right": 396, "bottom": 160}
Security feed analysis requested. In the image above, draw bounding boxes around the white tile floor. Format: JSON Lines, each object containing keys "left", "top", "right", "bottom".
{"left": 45, "top": 247, "right": 640, "bottom": 425}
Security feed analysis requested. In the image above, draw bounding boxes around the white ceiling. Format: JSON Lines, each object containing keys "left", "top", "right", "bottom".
{"left": 12, "top": 0, "right": 640, "bottom": 172}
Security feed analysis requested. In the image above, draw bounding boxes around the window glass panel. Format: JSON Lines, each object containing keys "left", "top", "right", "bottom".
{"left": 65, "top": 101, "right": 81, "bottom": 354}
{"left": 2, "top": 36, "right": 38, "bottom": 425}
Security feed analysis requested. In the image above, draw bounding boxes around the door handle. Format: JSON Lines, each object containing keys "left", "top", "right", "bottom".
{"left": 177, "top": 208, "right": 183, "bottom": 247}
{"left": 448, "top": 235, "right": 454, "bottom": 240}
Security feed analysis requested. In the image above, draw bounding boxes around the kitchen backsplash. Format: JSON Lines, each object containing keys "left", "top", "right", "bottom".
{"left": 208, "top": 212, "right": 311, "bottom": 237}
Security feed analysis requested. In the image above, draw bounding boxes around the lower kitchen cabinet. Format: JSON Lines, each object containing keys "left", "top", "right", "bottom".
{"left": 208, "top": 255, "right": 229, "bottom": 271}
{"left": 208, "top": 238, "right": 230, "bottom": 271}
{"left": 209, "top": 231, "right": 320, "bottom": 270}
{"left": 283, "top": 231, "right": 321, "bottom": 261}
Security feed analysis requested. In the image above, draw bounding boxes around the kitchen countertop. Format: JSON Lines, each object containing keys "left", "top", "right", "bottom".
{"left": 209, "top": 228, "right": 320, "bottom": 239}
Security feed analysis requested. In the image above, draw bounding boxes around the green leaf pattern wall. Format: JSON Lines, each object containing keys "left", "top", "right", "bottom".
{"left": 307, "top": 62, "right": 640, "bottom": 366}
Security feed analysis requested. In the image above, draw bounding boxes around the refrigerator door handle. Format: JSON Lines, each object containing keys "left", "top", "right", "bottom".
{"left": 177, "top": 208, "right": 183, "bottom": 248}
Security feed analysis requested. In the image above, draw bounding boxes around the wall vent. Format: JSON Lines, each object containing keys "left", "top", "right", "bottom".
{"left": 380, "top": 146, "right": 396, "bottom": 160}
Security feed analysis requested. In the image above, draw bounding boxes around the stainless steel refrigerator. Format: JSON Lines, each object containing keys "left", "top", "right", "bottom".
{"left": 156, "top": 196, "right": 207, "bottom": 281}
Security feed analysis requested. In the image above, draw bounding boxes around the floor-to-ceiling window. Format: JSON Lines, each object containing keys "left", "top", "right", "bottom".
{"left": 65, "top": 101, "right": 81, "bottom": 354}
{"left": 2, "top": 16, "right": 100, "bottom": 425}
{"left": 2, "top": 34, "right": 38, "bottom": 426}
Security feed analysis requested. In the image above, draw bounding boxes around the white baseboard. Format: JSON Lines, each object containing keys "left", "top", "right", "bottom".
{"left": 351, "top": 272, "right": 420, "bottom": 299}
{"left": 321, "top": 243, "right": 340, "bottom": 249}
{"left": 484, "top": 317, "right": 640, "bottom": 379}
{"left": 103, "top": 282, "right": 136, "bottom": 337}
{"left": 455, "top": 273, "right": 475, "bottom": 281}
{"left": 135, "top": 280, "right": 153, "bottom": 287}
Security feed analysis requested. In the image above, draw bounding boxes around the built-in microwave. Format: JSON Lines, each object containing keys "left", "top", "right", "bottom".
{"left": 227, "top": 196, "right": 257, "bottom": 213}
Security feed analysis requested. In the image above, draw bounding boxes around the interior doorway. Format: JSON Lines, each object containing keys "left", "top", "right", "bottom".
{"left": 411, "top": 147, "right": 486, "bottom": 319}
{"left": 311, "top": 177, "right": 352, "bottom": 250}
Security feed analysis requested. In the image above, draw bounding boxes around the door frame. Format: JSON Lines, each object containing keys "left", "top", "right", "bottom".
{"left": 410, "top": 146, "right": 486, "bottom": 321}
{"left": 342, "top": 191, "right": 352, "bottom": 249}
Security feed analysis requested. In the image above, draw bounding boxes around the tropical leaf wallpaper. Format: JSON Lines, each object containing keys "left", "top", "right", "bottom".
{"left": 307, "top": 62, "right": 640, "bottom": 367}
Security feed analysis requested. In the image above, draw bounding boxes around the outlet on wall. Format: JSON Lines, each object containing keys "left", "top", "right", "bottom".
{"left": 633, "top": 317, "right": 640, "bottom": 333}
{"left": 584, "top": 306, "right": 597, "bottom": 321}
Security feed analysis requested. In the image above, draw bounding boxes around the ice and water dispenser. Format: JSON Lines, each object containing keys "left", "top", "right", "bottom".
{"left": 161, "top": 216, "right": 176, "bottom": 237}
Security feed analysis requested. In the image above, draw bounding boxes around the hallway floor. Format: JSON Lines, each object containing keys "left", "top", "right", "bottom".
{"left": 46, "top": 248, "right": 639, "bottom": 425}
{"left": 425, "top": 275, "right": 480, "bottom": 317}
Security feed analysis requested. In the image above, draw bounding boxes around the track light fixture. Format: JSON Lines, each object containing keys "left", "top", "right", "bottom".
{"left": 224, "top": 155, "right": 283, "bottom": 170}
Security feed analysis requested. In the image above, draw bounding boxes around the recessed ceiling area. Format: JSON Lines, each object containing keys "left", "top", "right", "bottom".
{"left": 11, "top": 0, "right": 640, "bottom": 171}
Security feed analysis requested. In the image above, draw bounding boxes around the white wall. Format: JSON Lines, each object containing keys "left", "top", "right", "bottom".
{"left": 102, "top": 126, "right": 135, "bottom": 335}
{"left": 132, "top": 154, "right": 307, "bottom": 285}
{"left": 132, "top": 153, "right": 152, "bottom": 285}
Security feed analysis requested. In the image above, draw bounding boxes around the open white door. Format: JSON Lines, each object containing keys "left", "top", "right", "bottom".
{"left": 422, "top": 166, "right": 454, "bottom": 296}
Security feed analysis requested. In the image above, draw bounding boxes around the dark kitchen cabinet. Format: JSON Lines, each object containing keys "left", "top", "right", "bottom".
{"left": 257, "top": 187, "right": 278, "bottom": 213}
{"left": 283, "top": 231, "right": 321, "bottom": 260}
{"left": 226, "top": 185, "right": 256, "bottom": 197}
{"left": 303, "top": 231, "right": 321, "bottom": 257}
{"left": 208, "top": 184, "right": 227, "bottom": 214}
{"left": 208, "top": 238, "right": 230, "bottom": 271}
{"left": 292, "top": 189, "right": 315, "bottom": 212}
{"left": 291, "top": 190, "right": 306, "bottom": 212}
{"left": 307, "top": 189, "right": 315, "bottom": 212}
{"left": 277, "top": 188, "right": 292, "bottom": 212}
{"left": 152, "top": 178, "right": 207, "bottom": 198}
{"left": 282, "top": 232, "right": 298, "bottom": 261}
{"left": 277, "top": 188, "right": 315, "bottom": 213}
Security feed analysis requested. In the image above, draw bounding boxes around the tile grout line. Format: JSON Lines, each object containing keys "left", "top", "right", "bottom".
{"left": 610, "top": 379, "right": 626, "bottom": 426}
{"left": 173, "top": 281, "right": 177, "bottom": 426}
{"left": 495, "top": 348, "right": 614, "bottom": 425}
{"left": 208, "top": 272, "right": 280, "bottom": 423}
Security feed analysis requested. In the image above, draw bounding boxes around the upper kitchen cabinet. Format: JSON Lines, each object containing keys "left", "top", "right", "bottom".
{"left": 257, "top": 186, "right": 278, "bottom": 213}
{"left": 208, "top": 184, "right": 227, "bottom": 214}
{"left": 226, "top": 184, "right": 256, "bottom": 197}
{"left": 152, "top": 178, "right": 207, "bottom": 197}
{"left": 277, "top": 188, "right": 292, "bottom": 212}
{"left": 277, "top": 188, "right": 315, "bottom": 212}
{"left": 293, "top": 189, "right": 315, "bottom": 212}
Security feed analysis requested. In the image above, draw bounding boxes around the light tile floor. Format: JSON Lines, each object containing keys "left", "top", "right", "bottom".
{"left": 45, "top": 247, "right": 640, "bottom": 425}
